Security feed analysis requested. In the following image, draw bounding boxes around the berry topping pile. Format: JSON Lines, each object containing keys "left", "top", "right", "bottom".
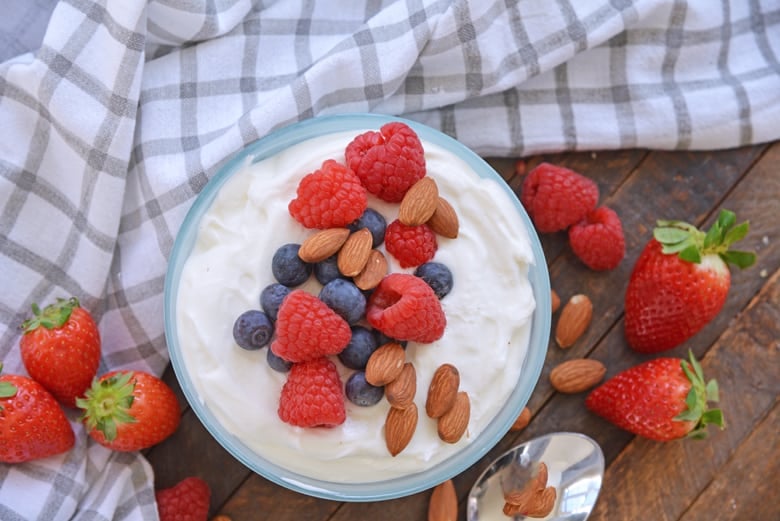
{"left": 231, "top": 121, "right": 461, "bottom": 440}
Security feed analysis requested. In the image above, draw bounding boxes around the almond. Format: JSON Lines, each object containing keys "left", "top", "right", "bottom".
{"left": 437, "top": 391, "right": 470, "bottom": 443}
{"left": 551, "top": 289, "right": 561, "bottom": 314}
{"left": 399, "top": 177, "right": 439, "bottom": 226}
{"left": 510, "top": 406, "right": 532, "bottom": 432}
{"left": 503, "top": 462, "right": 556, "bottom": 518}
{"left": 555, "top": 293, "right": 592, "bottom": 348}
{"left": 365, "top": 342, "right": 406, "bottom": 386}
{"left": 428, "top": 479, "right": 457, "bottom": 521}
{"left": 427, "top": 197, "right": 459, "bottom": 238}
{"left": 353, "top": 249, "right": 387, "bottom": 290}
{"left": 337, "top": 228, "right": 373, "bottom": 277}
{"left": 549, "top": 358, "right": 606, "bottom": 394}
{"left": 385, "top": 403, "right": 418, "bottom": 456}
{"left": 425, "top": 364, "right": 460, "bottom": 418}
{"left": 297, "top": 227, "right": 350, "bottom": 262}
{"left": 386, "top": 362, "right": 416, "bottom": 409}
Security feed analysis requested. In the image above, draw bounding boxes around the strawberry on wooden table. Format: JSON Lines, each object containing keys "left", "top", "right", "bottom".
{"left": 20, "top": 297, "right": 101, "bottom": 407}
{"left": 0, "top": 363, "right": 75, "bottom": 463}
{"left": 585, "top": 351, "right": 723, "bottom": 441}
{"left": 624, "top": 209, "right": 756, "bottom": 353}
{"left": 77, "top": 370, "right": 180, "bottom": 452}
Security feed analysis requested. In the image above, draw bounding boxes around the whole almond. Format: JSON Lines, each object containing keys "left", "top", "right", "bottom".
{"left": 510, "top": 406, "right": 532, "bottom": 432}
{"left": 555, "top": 294, "right": 592, "bottom": 348}
{"left": 549, "top": 358, "right": 606, "bottom": 394}
{"left": 426, "top": 364, "right": 460, "bottom": 418}
{"left": 428, "top": 479, "right": 457, "bottom": 521}
{"left": 297, "top": 227, "right": 350, "bottom": 262}
{"left": 399, "top": 177, "right": 439, "bottom": 226}
{"left": 337, "top": 228, "right": 374, "bottom": 276}
{"left": 437, "top": 391, "right": 470, "bottom": 443}
{"left": 551, "top": 289, "right": 561, "bottom": 313}
{"left": 386, "top": 362, "right": 416, "bottom": 409}
{"left": 365, "top": 342, "right": 406, "bottom": 386}
{"left": 353, "top": 249, "right": 388, "bottom": 290}
{"left": 385, "top": 402, "right": 418, "bottom": 456}
{"left": 427, "top": 197, "right": 459, "bottom": 238}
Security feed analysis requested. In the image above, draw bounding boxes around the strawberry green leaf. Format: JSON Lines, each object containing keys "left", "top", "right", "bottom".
{"left": 675, "top": 352, "right": 725, "bottom": 438}
{"left": 678, "top": 244, "right": 702, "bottom": 264}
{"left": 716, "top": 209, "right": 736, "bottom": 230}
{"left": 720, "top": 250, "right": 757, "bottom": 269}
{"left": 703, "top": 220, "right": 721, "bottom": 249}
{"left": 654, "top": 227, "right": 690, "bottom": 245}
{"left": 21, "top": 297, "right": 79, "bottom": 333}
{"left": 0, "top": 381, "right": 16, "bottom": 399}
{"left": 723, "top": 221, "right": 749, "bottom": 246}
{"left": 706, "top": 379, "right": 719, "bottom": 402}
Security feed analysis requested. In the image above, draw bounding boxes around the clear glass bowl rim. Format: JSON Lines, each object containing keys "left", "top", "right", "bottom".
{"left": 163, "top": 113, "right": 551, "bottom": 502}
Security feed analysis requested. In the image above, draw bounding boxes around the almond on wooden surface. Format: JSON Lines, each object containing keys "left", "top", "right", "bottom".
{"left": 555, "top": 293, "right": 592, "bottom": 348}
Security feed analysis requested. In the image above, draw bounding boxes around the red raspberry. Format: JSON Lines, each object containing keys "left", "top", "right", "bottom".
{"left": 366, "top": 273, "right": 446, "bottom": 343}
{"left": 568, "top": 206, "right": 625, "bottom": 270}
{"left": 271, "top": 290, "right": 351, "bottom": 362}
{"left": 520, "top": 162, "right": 599, "bottom": 233}
{"left": 344, "top": 121, "right": 426, "bottom": 202}
{"left": 384, "top": 219, "right": 437, "bottom": 268}
{"left": 288, "top": 159, "right": 367, "bottom": 229}
{"left": 155, "top": 477, "right": 210, "bottom": 521}
{"left": 278, "top": 358, "right": 346, "bottom": 428}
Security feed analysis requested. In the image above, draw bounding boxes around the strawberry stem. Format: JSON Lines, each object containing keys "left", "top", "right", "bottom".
{"left": 20, "top": 297, "right": 80, "bottom": 332}
{"left": 654, "top": 209, "right": 756, "bottom": 268}
{"left": 76, "top": 371, "right": 138, "bottom": 442}
{"left": 674, "top": 351, "right": 725, "bottom": 439}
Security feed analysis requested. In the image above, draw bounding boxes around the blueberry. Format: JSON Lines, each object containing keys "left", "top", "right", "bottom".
{"left": 260, "top": 283, "right": 291, "bottom": 321}
{"left": 375, "top": 331, "right": 408, "bottom": 349}
{"left": 348, "top": 208, "right": 386, "bottom": 248}
{"left": 314, "top": 254, "right": 344, "bottom": 286}
{"left": 232, "top": 310, "right": 274, "bottom": 350}
{"left": 338, "top": 326, "right": 379, "bottom": 370}
{"left": 267, "top": 348, "right": 292, "bottom": 373}
{"left": 345, "top": 371, "right": 384, "bottom": 407}
{"left": 318, "top": 279, "right": 366, "bottom": 324}
{"left": 414, "top": 261, "right": 454, "bottom": 299}
{"left": 272, "top": 243, "right": 312, "bottom": 286}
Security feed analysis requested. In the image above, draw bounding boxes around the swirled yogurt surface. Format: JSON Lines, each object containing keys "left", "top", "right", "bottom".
{"left": 175, "top": 129, "right": 536, "bottom": 482}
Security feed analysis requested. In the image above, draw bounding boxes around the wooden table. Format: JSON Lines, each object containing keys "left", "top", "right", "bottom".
{"left": 147, "top": 143, "right": 780, "bottom": 521}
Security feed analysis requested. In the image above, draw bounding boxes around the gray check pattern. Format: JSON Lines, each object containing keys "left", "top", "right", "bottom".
{"left": 0, "top": 0, "right": 779, "bottom": 519}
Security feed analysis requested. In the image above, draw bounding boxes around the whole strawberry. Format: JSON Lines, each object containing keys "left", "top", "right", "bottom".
{"left": 77, "top": 370, "right": 180, "bottom": 452}
{"left": 156, "top": 476, "right": 211, "bottom": 521}
{"left": 0, "top": 363, "right": 75, "bottom": 462}
{"left": 585, "top": 351, "right": 723, "bottom": 441}
{"left": 20, "top": 297, "right": 101, "bottom": 407}
{"left": 624, "top": 210, "right": 755, "bottom": 352}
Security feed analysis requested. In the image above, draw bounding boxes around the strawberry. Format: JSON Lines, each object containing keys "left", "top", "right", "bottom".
{"left": 0, "top": 363, "right": 75, "bottom": 462}
{"left": 156, "top": 476, "right": 211, "bottom": 521}
{"left": 624, "top": 210, "right": 755, "bottom": 353}
{"left": 77, "top": 370, "right": 181, "bottom": 452}
{"left": 20, "top": 297, "right": 101, "bottom": 407}
{"left": 585, "top": 351, "right": 724, "bottom": 441}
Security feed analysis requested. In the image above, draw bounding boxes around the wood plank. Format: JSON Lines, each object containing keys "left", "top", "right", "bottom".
{"left": 677, "top": 401, "right": 779, "bottom": 521}
{"left": 588, "top": 267, "right": 780, "bottom": 520}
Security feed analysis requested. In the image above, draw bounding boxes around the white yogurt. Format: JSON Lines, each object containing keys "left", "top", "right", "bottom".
{"left": 175, "top": 130, "right": 536, "bottom": 482}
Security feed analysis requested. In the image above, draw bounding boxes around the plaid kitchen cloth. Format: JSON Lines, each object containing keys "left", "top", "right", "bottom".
{"left": 0, "top": 0, "right": 778, "bottom": 519}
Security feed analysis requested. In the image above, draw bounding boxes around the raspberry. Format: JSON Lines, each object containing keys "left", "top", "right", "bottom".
{"left": 278, "top": 358, "right": 346, "bottom": 428}
{"left": 288, "top": 159, "right": 367, "bottom": 229}
{"left": 569, "top": 206, "right": 625, "bottom": 270}
{"left": 366, "top": 273, "right": 446, "bottom": 343}
{"left": 156, "top": 477, "right": 211, "bottom": 521}
{"left": 520, "top": 162, "right": 599, "bottom": 233}
{"left": 270, "top": 290, "right": 351, "bottom": 362}
{"left": 384, "top": 219, "right": 437, "bottom": 268}
{"left": 345, "top": 121, "right": 426, "bottom": 202}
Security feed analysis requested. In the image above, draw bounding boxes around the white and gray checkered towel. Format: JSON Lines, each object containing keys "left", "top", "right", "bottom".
{"left": 1, "top": 0, "right": 778, "bottom": 519}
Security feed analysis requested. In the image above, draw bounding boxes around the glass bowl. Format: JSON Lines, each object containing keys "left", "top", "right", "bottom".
{"left": 163, "top": 113, "right": 550, "bottom": 502}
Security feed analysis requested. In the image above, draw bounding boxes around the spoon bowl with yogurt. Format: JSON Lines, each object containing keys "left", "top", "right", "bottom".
{"left": 467, "top": 432, "right": 604, "bottom": 521}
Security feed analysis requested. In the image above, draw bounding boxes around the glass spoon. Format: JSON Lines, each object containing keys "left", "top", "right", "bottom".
{"left": 467, "top": 432, "right": 604, "bottom": 521}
